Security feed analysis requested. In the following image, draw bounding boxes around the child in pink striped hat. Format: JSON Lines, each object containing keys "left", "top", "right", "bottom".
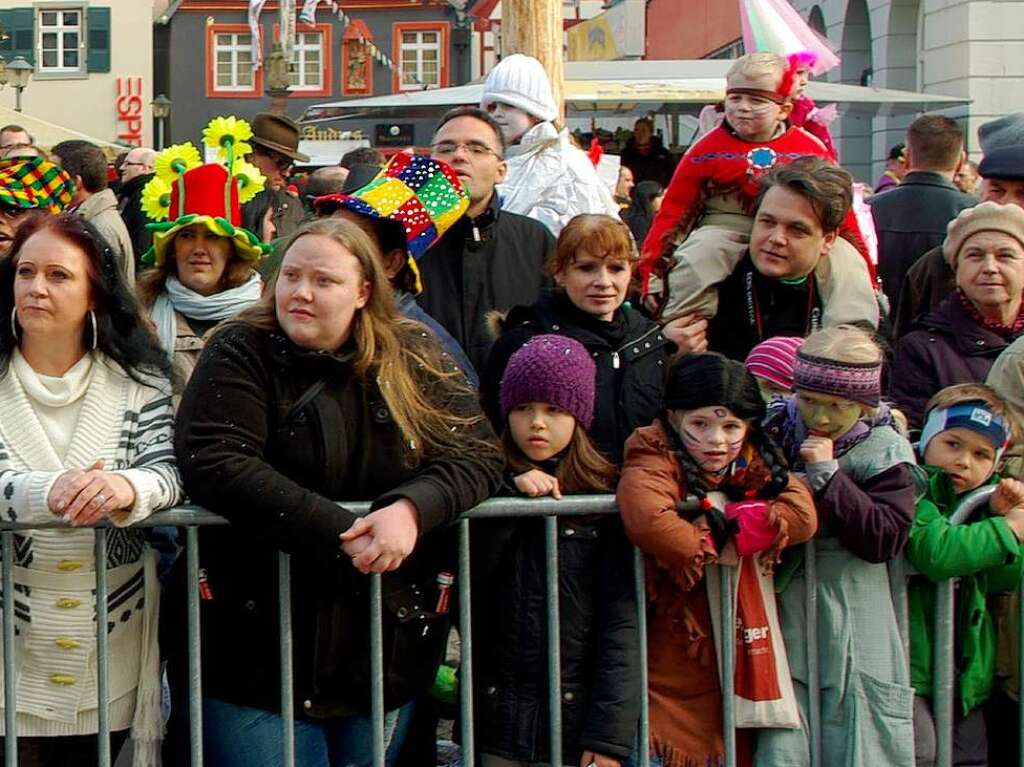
{"left": 745, "top": 335, "right": 804, "bottom": 403}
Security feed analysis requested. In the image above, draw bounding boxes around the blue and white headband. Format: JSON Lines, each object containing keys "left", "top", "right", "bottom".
{"left": 918, "top": 402, "right": 1011, "bottom": 465}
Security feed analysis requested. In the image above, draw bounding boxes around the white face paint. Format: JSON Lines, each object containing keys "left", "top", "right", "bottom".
{"left": 485, "top": 101, "right": 536, "bottom": 144}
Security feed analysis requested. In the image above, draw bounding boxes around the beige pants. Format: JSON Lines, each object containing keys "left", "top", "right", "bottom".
{"left": 660, "top": 220, "right": 880, "bottom": 331}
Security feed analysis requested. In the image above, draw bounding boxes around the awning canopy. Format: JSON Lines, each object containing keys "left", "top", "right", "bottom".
{"left": 301, "top": 59, "right": 969, "bottom": 124}
{"left": 0, "top": 105, "right": 128, "bottom": 158}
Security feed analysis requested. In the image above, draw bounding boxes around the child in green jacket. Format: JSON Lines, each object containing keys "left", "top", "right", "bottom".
{"left": 908, "top": 383, "right": 1024, "bottom": 767}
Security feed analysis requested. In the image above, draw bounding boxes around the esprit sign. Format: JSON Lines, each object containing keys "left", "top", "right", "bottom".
{"left": 116, "top": 77, "right": 144, "bottom": 146}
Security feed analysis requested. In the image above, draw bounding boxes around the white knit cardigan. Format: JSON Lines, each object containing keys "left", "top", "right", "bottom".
{"left": 0, "top": 352, "right": 182, "bottom": 767}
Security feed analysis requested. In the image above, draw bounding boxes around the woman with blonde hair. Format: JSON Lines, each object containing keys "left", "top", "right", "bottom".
{"left": 164, "top": 217, "right": 504, "bottom": 766}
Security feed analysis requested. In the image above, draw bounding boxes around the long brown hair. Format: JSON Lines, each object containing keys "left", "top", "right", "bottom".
{"left": 137, "top": 225, "right": 255, "bottom": 308}
{"left": 229, "top": 217, "right": 488, "bottom": 465}
{"left": 502, "top": 425, "right": 617, "bottom": 493}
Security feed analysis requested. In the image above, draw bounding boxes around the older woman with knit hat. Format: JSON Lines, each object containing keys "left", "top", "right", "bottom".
{"left": 480, "top": 54, "right": 619, "bottom": 236}
{"left": 136, "top": 117, "right": 269, "bottom": 399}
{"left": 892, "top": 201, "right": 1024, "bottom": 428}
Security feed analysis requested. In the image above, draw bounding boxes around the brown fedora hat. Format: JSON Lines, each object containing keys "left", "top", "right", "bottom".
{"left": 251, "top": 112, "right": 311, "bottom": 163}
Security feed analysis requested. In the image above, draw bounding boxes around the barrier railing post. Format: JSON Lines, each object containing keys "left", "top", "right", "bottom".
{"left": 805, "top": 541, "right": 821, "bottom": 767}
{"left": 889, "top": 556, "right": 911, "bottom": 676}
{"left": 933, "top": 486, "right": 997, "bottom": 767}
{"left": 94, "top": 529, "right": 111, "bottom": 767}
{"left": 278, "top": 552, "right": 294, "bottom": 767}
{"left": 720, "top": 565, "right": 736, "bottom": 767}
{"left": 933, "top": 579, "right": 955, "bottom": 767}
{"left": 186, "top": 526, "right": 203, "bottom": 767}
{"left": 3, "top": 531, "right": 16, "bottom": 767}
{"left": 544, "top": 516, "right": 562, "bottom": 764}
{"left": 633, "top": 548, "right": 649, "bottom": 767}
{"left": 370, "top": 573, "right": 385, "bottom": 767}
{"left": 457, "top": 518, "right": 475, "bottom": 767}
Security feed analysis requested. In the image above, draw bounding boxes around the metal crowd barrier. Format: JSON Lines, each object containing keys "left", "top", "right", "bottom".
{"left": 0, "top": 488, "right": 1009, "bottom": 767}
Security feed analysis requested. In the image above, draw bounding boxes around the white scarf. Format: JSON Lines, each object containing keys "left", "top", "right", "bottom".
{"left": 150, "top": 274, "right": 263, "bottom": 359}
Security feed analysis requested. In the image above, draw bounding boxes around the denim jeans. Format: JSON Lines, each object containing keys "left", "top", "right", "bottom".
{"left": 201, "top": 697, "right": 415, "bottom": 767}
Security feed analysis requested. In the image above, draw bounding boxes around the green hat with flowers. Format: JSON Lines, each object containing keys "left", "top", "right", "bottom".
{"left": 140, "top": 116, "right": 270, "bottom": 266}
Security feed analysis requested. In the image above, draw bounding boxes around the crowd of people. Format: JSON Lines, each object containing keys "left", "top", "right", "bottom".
{"left": 0, "top": 48, "right": 1021, "bottom": 767}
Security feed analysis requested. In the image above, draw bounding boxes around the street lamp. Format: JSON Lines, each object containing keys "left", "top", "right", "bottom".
{"left": 0, "top": 56, "right": 33, "bottom": 112}
{"left": 151, "top": 94, "right": 172, "bottom": 150}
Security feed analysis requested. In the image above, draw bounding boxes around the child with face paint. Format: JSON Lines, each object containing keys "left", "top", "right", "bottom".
{"left": 640, "top": 52, "right": 875, "bottom": 327}
{"left": 470, "top": 335, "right": 640, "bottom": 767}
{"left": 905, "top": 384, "right": 1024, "bottom": 767}
{"left": 756, "top": 325, "right": 918, "bottom": 767}
{"left": 618, "top": 353, "right": 816, "bottom": 767}
{"left": 479, "top": 54, "right": 620, "bottom": 236}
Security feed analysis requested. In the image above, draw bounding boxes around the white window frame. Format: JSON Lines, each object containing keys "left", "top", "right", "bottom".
{"left": 287, "top": 30, "right": 324, "bottom": 91}
{"left": 37, "top": 6, "right": 84, "bottom": 74}
{"left": 399, "top": 29, "right": 441, "bottom": 91}
{"left": 213, "top": 31, "right": 256, "bottom": 92}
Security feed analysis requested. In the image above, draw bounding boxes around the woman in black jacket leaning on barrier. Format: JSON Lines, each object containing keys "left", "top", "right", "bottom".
{"left": 482, "top": 214, "right": 673, "bottom": 466}
{"left": 164, "top": 217, "right": 504, "bottom": 767}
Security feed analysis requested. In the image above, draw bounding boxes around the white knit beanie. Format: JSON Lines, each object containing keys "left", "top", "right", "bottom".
{"left": 480, "top": 54, "right": 558, "bottom": 123}
{"left": 942, "top": 201, "right": 1024, "bottom": 267}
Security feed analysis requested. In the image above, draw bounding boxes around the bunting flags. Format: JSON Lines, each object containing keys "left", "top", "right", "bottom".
{"left": 248, "top": 0, "right": 268, "bottom": 69}
{"left": 299, "top": 0, "right": 322, "bottom": 24}
{"left": 246, "top": 0, "right": 430, "bottom": 88}
{"left": 280, "top": 0, "right": 297, "bottom": 61}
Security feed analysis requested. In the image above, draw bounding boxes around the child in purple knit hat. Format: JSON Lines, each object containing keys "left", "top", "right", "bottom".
{"left": 471, "top": 334, "right": 641, "bottom": 767}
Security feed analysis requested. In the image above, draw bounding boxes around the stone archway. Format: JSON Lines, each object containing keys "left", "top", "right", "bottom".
{"left": 837, "top": 0, "right": 873, "bottom": 181}
{"left": 871, "top": 0, "right": 922, "bottom": 181}
{"left": 808, "top": 5, "right": 827, "bottom": 36}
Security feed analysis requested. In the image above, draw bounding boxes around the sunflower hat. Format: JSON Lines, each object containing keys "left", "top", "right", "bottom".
{"left": 140, "top": 116, "right": 269, "bottom": 266}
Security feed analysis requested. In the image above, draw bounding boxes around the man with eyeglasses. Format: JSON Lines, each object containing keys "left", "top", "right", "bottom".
{"left": 118, "top": 147, "right": 157, "bottom": 269}
{"left": 416, "top": 106, "right": 554, "bottom": 374}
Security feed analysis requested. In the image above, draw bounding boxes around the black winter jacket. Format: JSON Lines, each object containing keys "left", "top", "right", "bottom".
{"left": 891, "top": 294, "right": 1020, "bottom": 428}
{"left": 117, "top": 172, "right": 154, "bottom": 270}
{"left": 482, "top": 290, "right": 672, "bottom": 465}
{"left": 166, "top": 322, "right": 503, "bottom": 718}
{"left": 416, "top": 195, "right": 554, "bottom": 374}
{"left": 870, "top": 171, "right": 976, "bottom": 313}
{"left": 470, "top": 494, "right": 640, "bottom": 763}
{"left": 707, "top": 252, "right": 824, "bottom": 362}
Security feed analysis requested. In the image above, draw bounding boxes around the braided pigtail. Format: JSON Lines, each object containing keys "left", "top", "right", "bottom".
{"left": 749, "top": 425, "right": 791, "bottom": 499}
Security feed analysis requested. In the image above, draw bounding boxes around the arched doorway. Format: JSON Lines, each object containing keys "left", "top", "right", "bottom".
{"left": 808, "top": 5, "right": 827, "bottom": 37}
{"left": 871, "top": 0, "right": 922, "bottom": 182}
{"left": 838, "top": 0, "right": 873, "bottom": 181}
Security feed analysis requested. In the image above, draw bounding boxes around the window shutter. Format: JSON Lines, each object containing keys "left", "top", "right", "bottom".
{"left": 10, "top": 7, "right": 33, "bottom": 66}
{"left": 86, "top": 7, "right": 110, "bottom": 73}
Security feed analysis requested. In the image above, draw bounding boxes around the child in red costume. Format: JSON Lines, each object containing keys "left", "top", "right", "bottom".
{"left": 641, "top": 53, "right": 876, "bottom": 328}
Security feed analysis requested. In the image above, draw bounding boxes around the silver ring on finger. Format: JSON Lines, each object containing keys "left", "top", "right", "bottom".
{"left": 96, "top": 494, "right": 106, "bottom": 505}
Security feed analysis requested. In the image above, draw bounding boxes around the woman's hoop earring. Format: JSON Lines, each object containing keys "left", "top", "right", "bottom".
{"left": 88, "top": 310, "right": 98, "bottom": 352}
{"left": 9, "top": 308, "right": 17, "bottom": 342}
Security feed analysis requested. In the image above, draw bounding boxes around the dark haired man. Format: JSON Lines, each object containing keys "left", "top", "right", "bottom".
{"left": 870, "top": 114, "right": 976, "bottom": 314}
{"left": 620, "top": 116, "right": 675, "bottom": 186}
{"left": 52, "top": 139, "right": 134, "bottom": 281}
{"left": 417, "top": 106, "right": 553, "bottom": 373}
{"left": 668, "top": 157, "right": 875, "bottom": 361}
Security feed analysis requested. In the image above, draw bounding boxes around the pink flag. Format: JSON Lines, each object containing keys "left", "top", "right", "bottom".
{"left": 739, "top": 0, "right": 839, "bottom": 75}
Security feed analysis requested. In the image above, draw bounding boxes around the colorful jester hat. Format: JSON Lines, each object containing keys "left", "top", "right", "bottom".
{"left": 140, "top": 116, "right": 269, "bottom": 266}
{"left": 0, "top": 157, "right": 75, "bottom": 213}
